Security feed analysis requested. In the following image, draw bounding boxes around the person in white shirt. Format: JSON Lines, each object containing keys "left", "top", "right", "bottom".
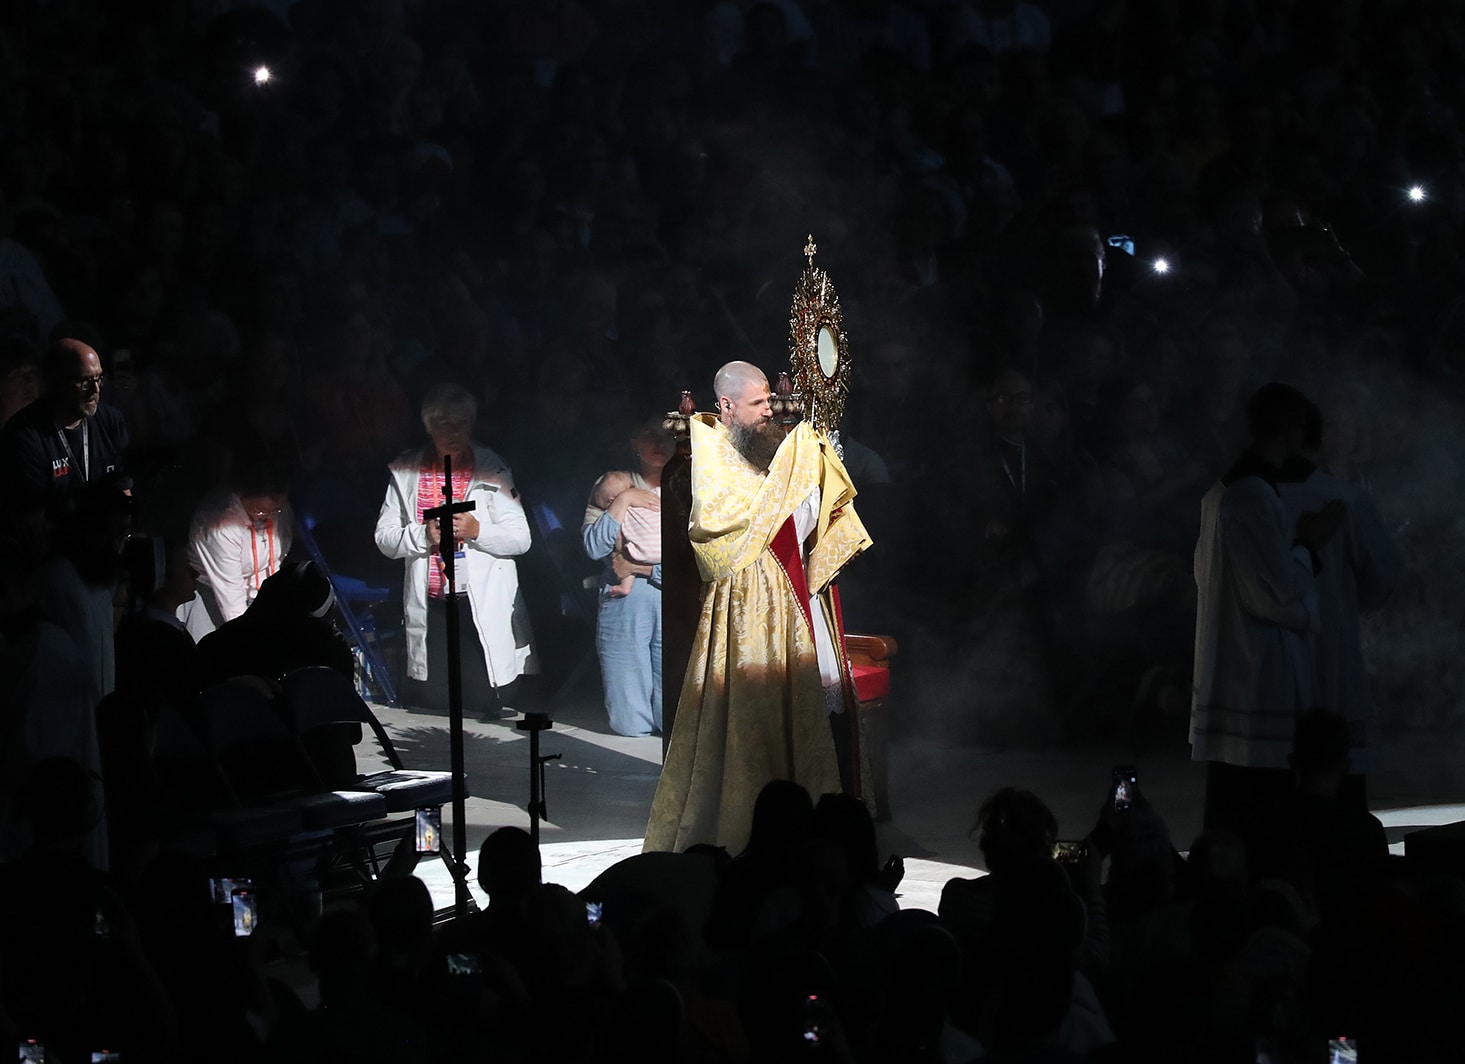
{"left": 1191, "top": 384, "right": 1345, "bottom": 834}
{"left": 181, "top": 466, "right": 294, "bottom": 640}
{"left": 375, "top": 383, "right": 536, "bottom": 716}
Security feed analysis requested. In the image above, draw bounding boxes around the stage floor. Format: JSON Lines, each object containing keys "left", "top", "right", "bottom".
{"left": 369, "top": 685, "right": 1465, "bottom": 916}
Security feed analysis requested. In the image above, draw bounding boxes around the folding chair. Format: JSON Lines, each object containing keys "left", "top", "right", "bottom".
{"left": 277, "top": 666, "right": 456, "bottom": 812}
{"left": 192, "top": 679, "right": 389, "bottom": 832}
{"left": 278, "top": 666, "right": 465, "bottom": 884}
{"left": 294, "top": 515, "right": 401, "bottom": 706}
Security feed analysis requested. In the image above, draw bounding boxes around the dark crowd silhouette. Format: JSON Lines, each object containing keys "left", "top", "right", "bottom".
{"left": 2, "top": 0, "right": 1465, "bottom": 1060}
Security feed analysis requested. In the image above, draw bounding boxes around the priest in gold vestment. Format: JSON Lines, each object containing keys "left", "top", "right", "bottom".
{"left": 644, "top": 362, "right": 872, "bottom": 854}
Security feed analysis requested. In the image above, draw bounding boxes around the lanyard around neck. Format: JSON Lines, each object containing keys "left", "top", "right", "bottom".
{"left": 56, "top": 420, "right": 90, "bottom": 483}
{"left": 249, "top": 516, "right": 276, "bottom": 591}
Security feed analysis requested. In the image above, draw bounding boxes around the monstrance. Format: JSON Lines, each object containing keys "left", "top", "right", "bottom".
{"left": 788, "top": 234, "right": 852, "bottom": 455}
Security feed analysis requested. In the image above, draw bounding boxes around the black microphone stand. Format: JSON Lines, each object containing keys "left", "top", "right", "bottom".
{"left": 515, "top": 714, "right": 559, "bottom": 845}
{"left": 423, "top": 453, "right": 477, "bottom": 919}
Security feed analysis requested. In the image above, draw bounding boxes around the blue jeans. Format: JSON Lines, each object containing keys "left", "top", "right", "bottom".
{"left": 595, "top": 577, "right": 662, "bottom": 736}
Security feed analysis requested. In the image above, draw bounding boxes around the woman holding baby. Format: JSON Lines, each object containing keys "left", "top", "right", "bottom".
{"left": 582, "top": 418, "right": 671, "bottom": 736}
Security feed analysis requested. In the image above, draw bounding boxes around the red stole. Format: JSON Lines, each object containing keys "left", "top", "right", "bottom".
{"left": 766, "top": 516, "right": 864, "bottom": 797}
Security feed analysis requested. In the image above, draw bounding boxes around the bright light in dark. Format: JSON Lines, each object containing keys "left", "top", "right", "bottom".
{"left": 253, "top": 65, "right": 272, "bottom": 86}
{"left": 1153, "top": 258, "right": 1171, "bottom": 275}
{"left": 1408, "top": 185, "right": 1426, "bottom": 203}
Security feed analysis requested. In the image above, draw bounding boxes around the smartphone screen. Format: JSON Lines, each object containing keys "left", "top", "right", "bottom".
{"left": 231, "top": 889, "right": 257, "bottom": 937}
{"left": 19, "top": 1040, "right": 45, "bottom": 1062}
{"left": 585, "top": 901, "right": 602, "bottom": 927}
{"left": 1112, "top": 765, "right": 1137, "bottom": 812}
{"left": 210, "top": 877, "right": 252, "bottom": 905}
{"left": 91, "top": 1053, "right": 122, "bottom": 1063}
{"left": 1328, "top": 1037, "right": 1357, "bottom": 1063}
{"left": 415, "top": 808, "right": 441, "bottom": 854}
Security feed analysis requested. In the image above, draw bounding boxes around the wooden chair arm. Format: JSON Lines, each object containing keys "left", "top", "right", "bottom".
{"left": 845, "top": 633, "right": 898, "bottom": 669}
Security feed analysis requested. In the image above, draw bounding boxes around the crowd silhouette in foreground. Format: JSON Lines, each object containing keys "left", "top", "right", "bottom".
{"left": 4, "top": 0, "right": 1465, "bottom": 1059}
{"left": 1, "top": 720, "right": 1445, "bottom": 1062}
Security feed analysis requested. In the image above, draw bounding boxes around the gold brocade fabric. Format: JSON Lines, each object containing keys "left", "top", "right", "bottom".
{"left": 644, "top": 416, "right": 872, "bottom": 854}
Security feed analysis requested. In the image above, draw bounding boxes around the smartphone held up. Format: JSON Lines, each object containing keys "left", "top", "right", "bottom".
{"left": 415, "top": 807, "right": 442, "bottom": 854}
{"left": 1111, "top": 765, "right": 1138, "bottom": 813}
{"left": 231, "top": 888, "right": 258, "bottom": 937}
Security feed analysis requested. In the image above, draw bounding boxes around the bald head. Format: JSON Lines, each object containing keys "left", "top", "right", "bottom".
{"left": 46, "top": 338, "right": 99, "bottom": 375}
{"left": 713, "top": 361, "right": 771, "bottom": 431}
{"left": 46, "top": 338, "right": 104, "bottom": 427}
{"left": 714, "top": 361, "right": 766, "bottom": 403}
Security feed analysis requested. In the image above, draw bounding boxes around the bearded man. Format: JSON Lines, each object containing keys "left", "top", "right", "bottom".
{"left": 644, "top": 361, "right": 871, "bottom": 853}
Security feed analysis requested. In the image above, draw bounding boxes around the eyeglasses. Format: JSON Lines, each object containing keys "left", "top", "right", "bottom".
{"left": 72, "top": 373, "right": 105, "bottom": 390}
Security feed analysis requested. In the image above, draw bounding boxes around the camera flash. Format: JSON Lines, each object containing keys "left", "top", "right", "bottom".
{"left": 1408, "top": 185, "right": 1426, "bottom": 202}
{"left": 253, "top": 65, "right": 272, "bottom": 86}
{"left": 1152, "top": 258, "right": 1171, "bottom": 275}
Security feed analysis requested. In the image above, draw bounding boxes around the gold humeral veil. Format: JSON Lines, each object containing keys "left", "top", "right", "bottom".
{"left": 644, "top": 413, "right": 871, "bottom": 854}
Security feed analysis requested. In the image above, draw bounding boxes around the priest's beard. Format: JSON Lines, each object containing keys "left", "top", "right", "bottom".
{"left": 728, "top": 419, "right": 783, "bottom": 471}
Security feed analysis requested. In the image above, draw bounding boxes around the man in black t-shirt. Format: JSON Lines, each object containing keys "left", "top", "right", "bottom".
{"left": 2, "top": 337, "right": 129, "bottom": 511}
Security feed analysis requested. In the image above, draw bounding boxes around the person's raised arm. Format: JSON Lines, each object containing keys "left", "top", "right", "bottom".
{"left": 608, "top": 486, "right": 661, "bottom": 522}
{"left": 586, "top": 482, "right": 660, "bottom": 561}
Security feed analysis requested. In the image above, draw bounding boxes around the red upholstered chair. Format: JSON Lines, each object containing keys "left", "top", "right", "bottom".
{"left": 845, "top": 633, "right": 897, "bottom": 820}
